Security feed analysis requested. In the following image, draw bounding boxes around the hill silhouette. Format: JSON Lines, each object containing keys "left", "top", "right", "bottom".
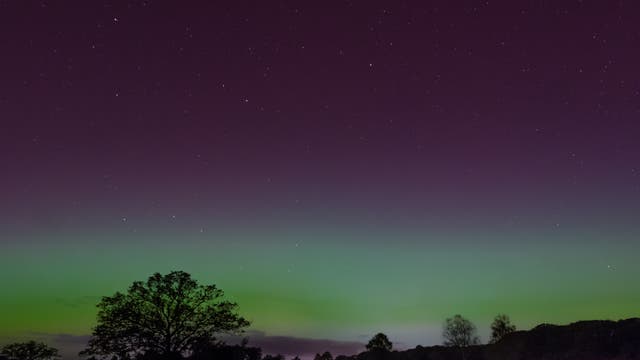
{"left": 337, "top": 318, "right": 640, "bottom": 360}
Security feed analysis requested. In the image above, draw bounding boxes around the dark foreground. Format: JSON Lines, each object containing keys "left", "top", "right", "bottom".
{"left": 340, "top": 318, "right": 640, "bottom": 360}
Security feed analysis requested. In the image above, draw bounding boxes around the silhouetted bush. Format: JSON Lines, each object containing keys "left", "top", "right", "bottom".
{"left": 314, "top": 351, "right": 333, "bottom": 360}
{"left": 2, "top": 341, "right": 59, "bottom": 360}
{"left": 366, "top": 333, "right": 392, "bottom": 352}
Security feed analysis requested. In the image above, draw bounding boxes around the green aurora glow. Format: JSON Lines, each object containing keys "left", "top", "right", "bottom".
{"left": 2, "top": 225, "right": 639, "bottom": 346}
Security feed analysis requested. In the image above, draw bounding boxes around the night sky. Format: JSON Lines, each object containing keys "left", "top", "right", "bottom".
{"left": 1, "top": 1, "right": 640, "bottom": 359}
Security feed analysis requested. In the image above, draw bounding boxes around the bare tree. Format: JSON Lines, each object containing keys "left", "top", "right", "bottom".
{"left": 442, "top": 314, "right": 479, "bottom": 360}
{"left": 489, "top": 314, "right": 516, "bottom": 344}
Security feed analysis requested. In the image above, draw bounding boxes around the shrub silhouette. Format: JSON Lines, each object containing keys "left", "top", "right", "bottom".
{"left": 365, "top": 333, "right": 392, "bottom": 352}
{"left": 314, "top": 351, "right": 333, "bottom": 360}
{"left": 2, "top": 341, "right": 59, "bottom": 360}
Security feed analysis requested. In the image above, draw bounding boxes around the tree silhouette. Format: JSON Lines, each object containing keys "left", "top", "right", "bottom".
{"left": 365, "top": 333, "right": 392, "bottom": 352}
{"left": 442, "top": 315, "right": 479, "bottom": 360}
{"left": 2, "top": 341, "right": 59, "bottom": 360}
{"left": 442, "top": 314, "right": 480, "bottom": 347}
{"left": 81, "top": 271, "right": 250, "bottom": 360}
{"left": 489, "top": 314, "right": 516, "bottom": 344}
{"left": 314, "top": 351, "right": 333, "bottom": 360}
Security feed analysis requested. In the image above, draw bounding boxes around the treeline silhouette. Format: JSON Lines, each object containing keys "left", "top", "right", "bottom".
{"left": 2, "top": 271, "right": 639, "bottom": 360}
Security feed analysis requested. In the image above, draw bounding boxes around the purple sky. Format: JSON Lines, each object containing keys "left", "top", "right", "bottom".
{"left": 1, "top": 1, "right": 640, "bottom": 359}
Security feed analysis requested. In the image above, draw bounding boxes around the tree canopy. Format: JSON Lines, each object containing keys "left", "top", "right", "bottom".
{"left": 81, "top": 271, "right": 250, "bottom": 360}
{"left": 489, "top": 314, "right": 516, "bottom": 344}
{"left": 442, "top": 314, "right": 480, "bottom": 348}
{"left": 365, "top": 333, "right": 393, "bottom": 352}
{"left": 2, "top": 341, "right": 59, "bottom": 360}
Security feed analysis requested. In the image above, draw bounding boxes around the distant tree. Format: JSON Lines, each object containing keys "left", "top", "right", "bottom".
{"left": 314, "top": 351, "right": 333, "bottom": 360}
{"left": 442, "top": 315, "right": 479, "bottom": 360}
{"left": 291, "top": 356, "right": 301, "bottom": 360}
{"left": 2, "top": 341, "right": 60, "bottom": 360}
{"left": 489, "top": 314, "right": 516, "bottom": 344}
{"left": 189, "top": 341, "right": 261, "bottom": 360}
{"left": 365, "top": 333, "right": 392, "bottom": 352}
{"left": 80, "top": 271, "right": 250, "bottom": 360}
{"left": 442, "top": 314, "right": 480, "bottom": 347}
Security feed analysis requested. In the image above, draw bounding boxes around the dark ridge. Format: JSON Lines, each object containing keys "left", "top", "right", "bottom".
{"left": 336, "top": 318, "right": 640, "bottom": 360}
